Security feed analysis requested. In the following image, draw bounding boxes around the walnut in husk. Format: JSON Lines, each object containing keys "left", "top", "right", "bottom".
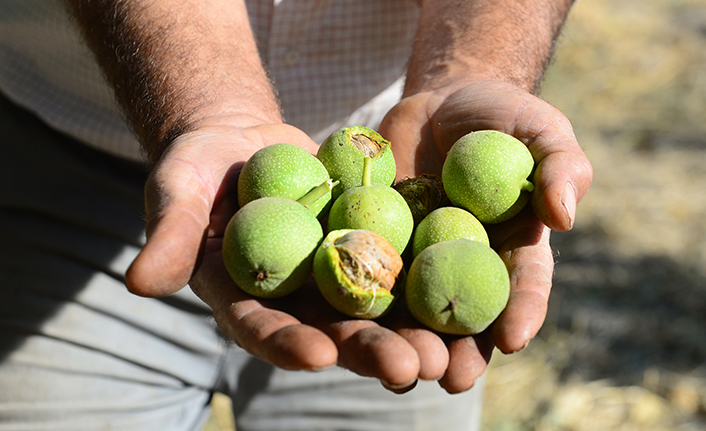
{"left": 313, "top": 229, "right": 405, "bottom": 319}
{"left": 393, "top": 173, "right": 449, "bottom": 226}
{"left": 316, "top": 125, "right": 397, "bottom": 200}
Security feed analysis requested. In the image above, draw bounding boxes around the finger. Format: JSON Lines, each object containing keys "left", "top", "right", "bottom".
{"left": 191, "top": 242, "right": 339, "bottom": 371}
{"left": 487, "top": 209, "right": 554, "bottom": 353}
{"left": 126, "top": 155, "right": 216, "bottom": 296}
{"left": 381, "top": 378, "right": 419, "bottom": 394}
{"left": 314, "top": 312, "right": 421, "bottom": 389}
{"left": 438, "top": 332, "right": 494, "bottom": 394}
{"left": 277, "top": 287, "right": 425, "bottom": 391}
{"left": 530, "top": 146, "right": 593, "bottom": 231}
{"left": 384, "top": 310, "right": 450, "bottom": 381}
{"left": 232, "top": 307, "right": 338, "bottom": 371}
{"left": 509, "top": 98, "right": 593, "bottom": 232}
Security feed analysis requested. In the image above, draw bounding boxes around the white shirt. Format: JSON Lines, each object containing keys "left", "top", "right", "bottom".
{"left": 0, "top": 0, "right": 419, "bottom": 162}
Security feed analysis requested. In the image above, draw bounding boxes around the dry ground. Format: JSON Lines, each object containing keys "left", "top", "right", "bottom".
{"left": 483, "top": 0, "right": 706, "bottom": 429}
{"left": 203, "top": 0, "right": 706, "bottom": 429}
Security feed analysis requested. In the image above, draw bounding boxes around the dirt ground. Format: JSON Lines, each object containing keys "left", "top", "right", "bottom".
{"left": 203, "top": 0, "right": 706, "bottom": 429}
{"left": 483, "top": 0, "right": 706, "bottom": 429}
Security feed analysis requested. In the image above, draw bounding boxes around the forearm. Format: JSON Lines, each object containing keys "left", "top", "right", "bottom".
{"left": 66, "top": 0, "right": 281, "bottom": 165}
{"left": 405, "top": 0, "right": 574, "bottom": 96}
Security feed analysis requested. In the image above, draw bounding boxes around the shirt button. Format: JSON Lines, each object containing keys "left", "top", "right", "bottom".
{"left": 283, "top": 49, "right": 300, "bottom": 66}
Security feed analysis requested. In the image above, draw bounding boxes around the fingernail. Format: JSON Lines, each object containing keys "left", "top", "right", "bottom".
{"left": 308, "top": 365, "right": 335, "bottom": 372}
{"left": 511, "top": 339, "right": 531, "bottom": 354}
{"left": 381, "top": 379, "right": 418, "bottom": 394}
{"left": 562, "top": 182, "right": 577, "bottom": 230}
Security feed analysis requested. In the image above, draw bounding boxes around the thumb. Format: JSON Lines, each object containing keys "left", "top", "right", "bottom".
{"left": 124, "top": 123, "right": 323, "bottom": 297}
{"left": 126, "top": 153, "right": 217, "bottom": 297}
{"left": 527, "top": 135, "right": 593, "bottom": 232}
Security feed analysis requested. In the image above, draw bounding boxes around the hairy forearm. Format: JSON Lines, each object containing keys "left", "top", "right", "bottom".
{"left": 66, "top": 0, "right": 281, "bottom": 165}
{"left": 405, "top": 0, "right": 574, "bottom": 96}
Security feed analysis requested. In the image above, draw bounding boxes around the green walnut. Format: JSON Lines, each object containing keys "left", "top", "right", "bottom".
{"left": 411, "top": 206, "right": 489, "bottom": 258}
{"left": 327, "top": 157, "right": 414, "bottom": 254}
{"left": 316, "top": 125, "right": 396, "bottom": 200}
{"left": 314, "top": 229, "right": 404, "bottom": 319}
{"left": 237, "top": 143, "right": 332, "bottom": 218}
{"left": 222, "top": 196, "right": 324, "bottom": 298}
{"left": 405, "top": 239, "right": 510, "bottom": 335}
{"left": 442, "top": 130, "right": 535, "bottom": 224}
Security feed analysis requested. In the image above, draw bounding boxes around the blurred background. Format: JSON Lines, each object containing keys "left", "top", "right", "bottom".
{"left": 483, "top": 0, "right": 706, "bottom": 429}
{"left": 203, "top": 0, "right": 706, "bottom": 429}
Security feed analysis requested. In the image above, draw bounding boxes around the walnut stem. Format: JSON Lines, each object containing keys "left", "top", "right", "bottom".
{"left": 297, "top": 179, "right": 339, "bottom": 212}
{"left": 362, "top": 156, "right": 373, "bottom": 187}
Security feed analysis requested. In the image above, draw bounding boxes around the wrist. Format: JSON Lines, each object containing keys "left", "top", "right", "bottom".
{"left": 405, "top": 0, "right": 574, "bottom": 97}
{"left": 139, "top": 100, "right": 283, "bottom": 168}
{"left": 145, "top": 110, "right": 288, "bottom": 170}
{"left": 402, "top": 64, "right": 510, "bottom": 99}
{"left": 67, "top": 0, "right": 282, "bottom": 166}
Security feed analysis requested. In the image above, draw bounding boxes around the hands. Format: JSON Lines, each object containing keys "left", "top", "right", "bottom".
{"left": 377, "top": 78, "right": 593, "bottom": 389}
{"left": 124, "top": 117, "right": 449, "bottom": 392}
{"left": 124, "top": 114, "right": 487, "bottom": 393}
{"left": 125, "top": 79, "right": 591, "bottom": 396}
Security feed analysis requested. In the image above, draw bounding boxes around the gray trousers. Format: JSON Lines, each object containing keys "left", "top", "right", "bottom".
{"left": 0, "top": 94, "right": 484, "bottom": 431}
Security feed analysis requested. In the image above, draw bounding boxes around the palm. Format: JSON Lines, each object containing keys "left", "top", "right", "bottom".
{"left": 378, "top": 79, "right": 591, "bottom": 354}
